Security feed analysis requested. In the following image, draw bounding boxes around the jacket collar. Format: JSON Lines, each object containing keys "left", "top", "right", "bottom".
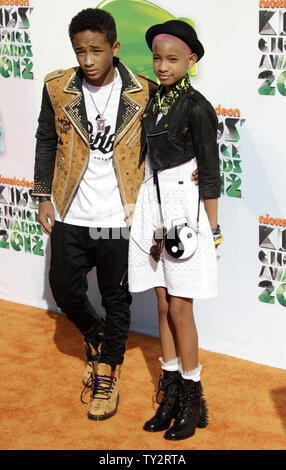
{"left": 142, "top": 89, "right": 193, "bottom": 133}
{"left": 62, "top": 58, "right": 143, "bottom": 145}
{"left": 62, "top": 67, "right": 89, "bottom": 145}
{"left": 114, "top": 58, "right": 143, "bottom": 144}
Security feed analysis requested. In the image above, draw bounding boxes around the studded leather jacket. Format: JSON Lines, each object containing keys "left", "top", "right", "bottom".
{"left": 139, "top": 86, "right": 221, "bottom": 198}
{"left": 33, "top": 58, "right": 157, "bottom": 225}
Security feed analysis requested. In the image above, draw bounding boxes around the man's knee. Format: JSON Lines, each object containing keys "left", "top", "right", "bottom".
{"left": 49, "top": 268, "right": 80, "bottom": 309}
{"left": 101, "top": 285, "right": 132, "bottom": 312}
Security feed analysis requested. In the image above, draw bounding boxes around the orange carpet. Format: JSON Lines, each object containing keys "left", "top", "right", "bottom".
{"left": 0, "top": 298, "right": 285, "bottom": 450}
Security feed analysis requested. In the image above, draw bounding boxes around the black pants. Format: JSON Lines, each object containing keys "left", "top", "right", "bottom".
{"left": 49, "top": 221, "right": 131, "bottom": 367}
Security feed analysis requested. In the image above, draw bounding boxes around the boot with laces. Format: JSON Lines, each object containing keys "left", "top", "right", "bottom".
{"left": 143, "top": 370, "right": 181, "bottom": 432}
{"left": 82, "top": 340, "right": 101, "bottom": 387}
{"left": 87, "top": 362, "right": 120, "bottom": 421}
{"left": 164, "top": 378, "right": 208, "bottom": 440}
{"left": 82, "top": 318, "right": 105, "bottom": 387}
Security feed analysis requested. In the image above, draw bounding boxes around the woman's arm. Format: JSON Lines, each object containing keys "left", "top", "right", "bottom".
{"left": 203, "top": 197, "right": 218, "bottom": 229}
{"left": 204, "top": 197, "right": 223, "bottom": 255}
{"left": 189, "top": 98, "right": 221, "bottom": 199}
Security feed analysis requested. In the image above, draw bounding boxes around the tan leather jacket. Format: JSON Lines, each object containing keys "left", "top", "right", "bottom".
{"left": 33, "top": 58, "right": 157, "bottom": 225}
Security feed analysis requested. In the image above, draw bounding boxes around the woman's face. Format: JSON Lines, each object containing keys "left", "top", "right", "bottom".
{"left": 152, "top": 39, "right": 197, "bottom": 92}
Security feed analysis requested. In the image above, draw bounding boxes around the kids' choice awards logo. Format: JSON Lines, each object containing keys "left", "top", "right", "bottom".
{"left": 0, "top": 175, "right": 44, "bottom": 256}
{"left": 0, "top": 0, "right": 33, "bottom": 79}
{"left": 216, "top": 105, "right": 245, "bottom": 199}
{"left": 258, "top": 214, "right": 286, "bottom": 307}
{"left": 258, "top": 0, "right": 286, "bottom": 97}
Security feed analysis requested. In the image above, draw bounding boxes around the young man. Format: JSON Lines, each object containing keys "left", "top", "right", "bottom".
{"left": 33, "top": 8, "right": 155, "bottom": 421}
{"left": 33, "top": 8, "right": 197, "bottom": 421}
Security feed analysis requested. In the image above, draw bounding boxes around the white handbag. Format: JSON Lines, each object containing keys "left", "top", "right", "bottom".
{"left": 153, "top": 169, "right": 200, "bottom": 260}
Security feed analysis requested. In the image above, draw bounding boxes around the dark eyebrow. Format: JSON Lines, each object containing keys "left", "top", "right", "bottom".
{"left": 74, "top": 45, "right": 103, "bottom": 51}
{"left": 152, "top": 53, "right": 179, "bottom": 58}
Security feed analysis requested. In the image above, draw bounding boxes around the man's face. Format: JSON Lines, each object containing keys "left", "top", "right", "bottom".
{"left": 72, "top": 29, "right": 120, "bottom": 86}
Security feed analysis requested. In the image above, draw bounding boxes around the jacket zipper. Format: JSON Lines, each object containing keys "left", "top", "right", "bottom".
{"left": 147, "top": 130, "right": 168, "bottom": 137}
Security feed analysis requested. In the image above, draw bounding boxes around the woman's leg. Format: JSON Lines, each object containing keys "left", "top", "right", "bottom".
{"left": 143, "top": 287, "right": 181, "bottom": 432}
{"left": 164, "top": 295, "right": 208, "bottom": 441}
{"left": 155, "top": 287, "right": 178, "bottom": 363}
{"left": 168, "top": 296, "right": 198, "bottom": 372}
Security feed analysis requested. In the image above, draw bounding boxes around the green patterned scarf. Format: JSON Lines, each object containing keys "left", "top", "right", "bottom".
{"left": 153, "top": 74, "right": 191, "bottom": 116}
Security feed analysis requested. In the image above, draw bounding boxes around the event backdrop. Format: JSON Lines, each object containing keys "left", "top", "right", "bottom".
{"left": 0, "top": 0, "right": 285, "bottom": 369}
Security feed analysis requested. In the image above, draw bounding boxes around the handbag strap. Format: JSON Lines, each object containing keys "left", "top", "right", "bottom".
{"left": 153, "top": 169, "right": 200, "bottom": 231}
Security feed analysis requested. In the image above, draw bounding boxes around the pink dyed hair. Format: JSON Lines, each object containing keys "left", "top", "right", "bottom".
{"left": 151, "top": 33, "right": 192, "bottom": 55}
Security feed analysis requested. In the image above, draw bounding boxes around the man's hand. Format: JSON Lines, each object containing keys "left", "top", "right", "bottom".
{"left": 191, "top": 168, "right": 199, "bottom": 185}
{"left": 37, "top": 200, "right": 55, "bottom": 235}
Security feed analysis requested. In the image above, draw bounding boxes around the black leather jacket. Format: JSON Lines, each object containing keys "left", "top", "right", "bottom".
{"left": 139, "top": 86, "right": 221, "bottom": 198}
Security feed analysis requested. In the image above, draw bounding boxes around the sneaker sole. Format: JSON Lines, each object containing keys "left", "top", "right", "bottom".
{"left": 87, "top": 395, "right": 119, "bottom": 421}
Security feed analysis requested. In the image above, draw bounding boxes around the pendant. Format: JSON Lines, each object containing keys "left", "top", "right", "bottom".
{"left": 96, "top": 116, "right": 106, "bottom": 133}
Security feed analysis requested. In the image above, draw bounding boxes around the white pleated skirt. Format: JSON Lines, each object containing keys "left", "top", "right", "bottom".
{"left": 128, "top": 158, "right": 218, "bottom": 299}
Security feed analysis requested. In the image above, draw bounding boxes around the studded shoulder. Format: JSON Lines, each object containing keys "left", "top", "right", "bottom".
{"left": 44, "top": 69, "right": 66, "bottom": 83}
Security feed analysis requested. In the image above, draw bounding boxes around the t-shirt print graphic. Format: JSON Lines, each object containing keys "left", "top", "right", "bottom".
{"left": 88, "top": 120, "right": 115, "bottom": 159}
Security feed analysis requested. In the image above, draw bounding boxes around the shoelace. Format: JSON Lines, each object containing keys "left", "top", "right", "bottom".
{"left": 179, "top": 383, "right": 202, "bottom": 414}
{"left": 91, "top": 373, "right": 117, "bottom": 400}
{"left": 80, "top": 372, "right": 117, "bottom": 404}
{"left": 80, "top": 375, "right": 93, "bottom": 404}
{"left": 156, "top": 374, "right": 180, "bottom": 405}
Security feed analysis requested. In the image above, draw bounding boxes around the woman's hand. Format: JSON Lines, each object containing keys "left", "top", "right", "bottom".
{"left": 191, "top": 168, "right": 199, "bottom": 185}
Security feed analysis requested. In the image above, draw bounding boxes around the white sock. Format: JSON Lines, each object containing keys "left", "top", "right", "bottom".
{"left": 159, "top": 356, "right": 180, "bottom": 371}
{"left": 180, "top": 363, "right": 202, "bottom": 382}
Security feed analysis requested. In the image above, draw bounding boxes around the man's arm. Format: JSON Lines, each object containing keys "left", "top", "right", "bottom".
{"left": 33, "top": 84, "right": 58, "bottom": 235}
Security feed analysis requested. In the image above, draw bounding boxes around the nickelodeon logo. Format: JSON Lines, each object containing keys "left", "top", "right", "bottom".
{"left": 259, "top": 0, "right": 286, "bottom": 7}
{"left": 215, "top": 105, "right": 240, "bottom": 118}
{"left": 259, "top": 213, "right": 286, "bottom": 227}
{"left": 0, "top": 174, "right": 34, "bottom": 188}
{"left": 0, "top": 0, "right": 29, "bottom": 6}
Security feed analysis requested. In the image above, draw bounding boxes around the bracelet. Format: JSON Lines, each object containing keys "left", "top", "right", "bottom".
{"left": 212, "top": 225, "right": 223, "bottom": 247}
{"left": 211, "top": 224, "right": 221, "bottom": 235}
{"left": 213, "top": 233, "right": 224, "bottom": 247}
{"left": 38, "top": 196, "right": 51, "bottom": 203}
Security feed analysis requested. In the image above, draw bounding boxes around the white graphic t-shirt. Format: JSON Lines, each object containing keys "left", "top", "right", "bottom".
{"left": 54, "top": 69, "right": 126, "bottom": 227}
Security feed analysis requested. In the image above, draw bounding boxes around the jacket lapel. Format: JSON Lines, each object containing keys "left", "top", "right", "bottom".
{"left": 114, "top": 59, "right": 144, "bottom": 144}
{"left": 61, "top": 60, "right": 144, "bottom": 147}
{"left": 62, "top": 68, "right": 90, "bottom": 146}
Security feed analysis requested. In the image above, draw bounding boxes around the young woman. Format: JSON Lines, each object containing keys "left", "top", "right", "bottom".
{"left": 128, "top": 20, "right": 223, "bottom": 441}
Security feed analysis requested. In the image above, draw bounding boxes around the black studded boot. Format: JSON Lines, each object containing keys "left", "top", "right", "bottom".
{"left": 164, "top": 378, "right": 208, "bottom": 440}
{"left": 143, "top": 370, "right": 181, "bottom": 432}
